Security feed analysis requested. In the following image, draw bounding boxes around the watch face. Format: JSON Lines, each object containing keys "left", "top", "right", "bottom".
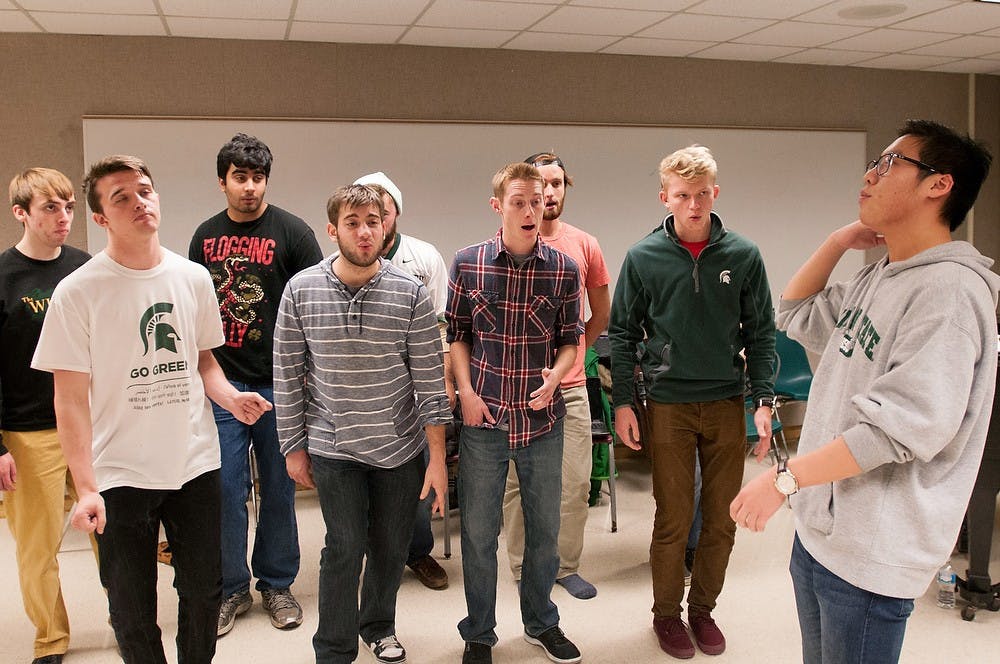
{"left": 775, "top": 472, "right": 798, "bottom": 495}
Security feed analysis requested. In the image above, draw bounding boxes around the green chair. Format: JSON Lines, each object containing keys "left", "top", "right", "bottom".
{"left": 586, "top": 346, "right": 619, "bottom": 533}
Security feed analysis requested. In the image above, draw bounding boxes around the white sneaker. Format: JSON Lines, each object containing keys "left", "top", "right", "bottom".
{"left": 367, "top": 634, "right": 406, "bottom": 664}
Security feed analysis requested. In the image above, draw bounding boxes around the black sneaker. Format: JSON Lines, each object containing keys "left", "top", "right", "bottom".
{"left": 524, "top": 626, "right": 581, "bottom": 664}
{"left": 366, "top": 634, "right": 406, "bottom": 663}
{"left": 462, "top": 642, "right": 492, "bottom": 664}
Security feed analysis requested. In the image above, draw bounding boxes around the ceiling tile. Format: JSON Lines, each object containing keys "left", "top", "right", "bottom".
{"left": 33, "top": 12, "right": 165, "bottom": 35}
{"left": 851, "top": 52, "right": 957, "bottom": 69}
{"left": 686, "top": 0, "right": 832, "bottom": 20}
{"left": 600, "top": 36, "right": 715, "bottom": 57}
{"left": 796, "top": 0, "right": 959, "bottom": 27}
{"left": 824, "top": 27, "right": 956, "bottom": 52}
{"left": 984, "top": 26, "right": 1000, "bottom": 38}
{"left": 167, "top": 16, "right": 287, "bottom": 40}
{"left": 907, "top": 34, "right": 1000, "bottom": 57}
{"left": 288, "top": 21, "right": 405, "bottom": 44}
{"left": 532, "top": 6, "right": 669, "bottom": 36}
{"left": 568, "top": 0, "right": 691, "bottom": 9}
{"left": 21, "top": 0, "right": 156, "bottom": 12}
{"left": 419, "top": 0, "right": 553, "bottom": 30}
{"left": 0, "top": 9, "right": 41, "bottom": 31}
{"left": 690, "top": 42, "right": 802, "bottom": 61}
{"left": 926, "top": 58, "right": 1000, "bottom": 74}
{"left": 734, "top": 20, "right": 870, "bottom": 47}
{"left": 399, "top": 25, "right": 518, "bottom": 48}
{"left": 294, "top": 0, "right": 428, "bottom": 24}
{"left": 893, "top": 1, "right": 1000, "bottom": 32}
{"left": 0, "top": 0, "right": 15, "bottom": 8}
{"left": 504, "top": 30, "right": 618, "bottom": 52}
{"left": 160, "top": 1, "right": 292, "bottom": 20}
{"left": 774, "top": 47, "right": 882, "bottom": 66}
{"left": 638, "top": 13, "right": 774, "bottom": 41}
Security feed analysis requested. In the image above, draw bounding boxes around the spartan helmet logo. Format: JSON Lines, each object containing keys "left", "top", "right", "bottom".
{"left": 139, "top": 302, "right": 181, "bottom": 355}
{"left": 719, "top": 270, "right": 732, "bottom": 285}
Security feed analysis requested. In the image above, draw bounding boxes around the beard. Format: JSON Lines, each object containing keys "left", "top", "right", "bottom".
{"left": 543, "top": 199, "right": 563, "bottom": 221}
{"left": 340, "top": 243, "right": 380, "bottom": 269}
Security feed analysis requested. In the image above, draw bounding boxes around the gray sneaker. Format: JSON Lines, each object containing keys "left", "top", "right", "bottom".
{"left": 261, "top": 588, "right": 303, "bottom": 630}
{"left": 217, "top": 590, "right": 252, "bottom": 637}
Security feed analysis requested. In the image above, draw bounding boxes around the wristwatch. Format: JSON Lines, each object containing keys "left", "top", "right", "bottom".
{"left": 774, "top": 457, "right": 799, "bottom": 496}
{"left": 755, "top": 396, "right": 774, "bottom": 410}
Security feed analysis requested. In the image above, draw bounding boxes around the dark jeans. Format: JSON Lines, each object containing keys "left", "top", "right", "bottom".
{"left": 790, "top": 535, "right": 913, "bottom": 664}
{"left": 311, "top": 454, "right": 423, "bottom": 664}
{"left": 212, "top": 381, "right": 299, "bottom": 598}
{"left": 97, "top": 470, "right": 221, "bottom": 664}
{"left": 458, "top": 421, "right": 563, "bottom": 646}
{"left": 646, "top": 397, "right": 745, "bottom": 618}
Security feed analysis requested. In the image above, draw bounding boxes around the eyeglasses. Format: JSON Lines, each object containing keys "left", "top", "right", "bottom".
{"left": 866, "top": 152, "right": 938, "bottom": 177}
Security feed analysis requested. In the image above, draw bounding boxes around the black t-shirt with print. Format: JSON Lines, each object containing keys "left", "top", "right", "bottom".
{"left": 189, "top": 204, "right": 323, "bottom": 385}
{"left": 0, "top": 245, "right": 91, "bottom": 451}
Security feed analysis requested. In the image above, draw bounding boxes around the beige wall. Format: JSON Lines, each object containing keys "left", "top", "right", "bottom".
{"left": 1, "top": 33, "right": 997, "bottom": 264}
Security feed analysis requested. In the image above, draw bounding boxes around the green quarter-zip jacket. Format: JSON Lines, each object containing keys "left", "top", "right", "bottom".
{"left": 609, "top": 213, "right": 775, "bottom": 407}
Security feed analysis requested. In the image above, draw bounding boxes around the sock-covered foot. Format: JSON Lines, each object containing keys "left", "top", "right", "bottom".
{"left": 557, "top": 573, "right": 597, "bottom": 599}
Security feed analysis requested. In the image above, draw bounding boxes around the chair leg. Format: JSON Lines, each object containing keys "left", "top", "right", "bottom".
{"left": 248, "top": 445, "right": 260, "bottom": 527}
{"left": 606, "top": 439, "right": 618, "bottom": 533}
{"left": 442, "top": 478, "right": 451, "bottom": 559}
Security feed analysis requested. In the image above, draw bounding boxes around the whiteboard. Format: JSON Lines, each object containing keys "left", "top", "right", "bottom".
{"left": 83, "top": 118, "right": 866, "bottom": 303}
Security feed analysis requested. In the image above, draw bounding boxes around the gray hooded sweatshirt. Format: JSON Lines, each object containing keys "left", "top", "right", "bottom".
{"left": 778, "top": 241, "right": 1000, "bottom": 599}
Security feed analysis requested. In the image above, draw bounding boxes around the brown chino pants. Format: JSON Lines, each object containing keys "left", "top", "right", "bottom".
{"left": 644, "top": 396, "right": 746, "bottom": 618}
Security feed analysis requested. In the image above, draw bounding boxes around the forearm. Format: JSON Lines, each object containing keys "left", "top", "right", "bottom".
{"left": 53, "top": 376, "right": 98, "bottom": 494}
{"left": 424, "top": 423, "right": 446, "bottom": 464}
{"left": 783, "top": 234, "right": 850, "bottom": 301}
{"left": 549, "top": 344, "right": 577, "bottom": 384}
{"left": 449, "top": 341, "right": 475, "bottom": 394}
{"left": 787, "top": 437, "right": 863, "bottom": 488}
{"left": 584, "top": 285, "right": 611, "bottom": 350}
{"left": 198, "top": 350, "right": 242, "bottom": 410}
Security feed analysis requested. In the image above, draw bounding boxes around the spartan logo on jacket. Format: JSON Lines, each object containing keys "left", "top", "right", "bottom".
{"left": 835, "top": 306, "right": 881, "bottom": 360}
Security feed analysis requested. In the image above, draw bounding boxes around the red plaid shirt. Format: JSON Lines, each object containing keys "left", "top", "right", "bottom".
{"left": 447, "top": 231, "right": 582, "bottom": 448}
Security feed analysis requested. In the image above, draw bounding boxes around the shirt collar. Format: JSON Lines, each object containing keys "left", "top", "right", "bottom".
{"left": 489, "top": 229, "right": 548, "bottom": 263}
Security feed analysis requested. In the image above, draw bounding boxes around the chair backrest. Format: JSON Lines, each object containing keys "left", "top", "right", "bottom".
{"left": 774, "top": 329, "right": 813, "bottom": 402}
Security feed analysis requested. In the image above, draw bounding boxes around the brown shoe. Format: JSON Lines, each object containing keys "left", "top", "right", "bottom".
{"left": 652, "top": 616, "right": 695, "bottom": 659}
{"left": 689, "top": 613, "right": 726, "bottom": 655}
{"left": 408, "top": 554, "right": 449, "bottom": 589}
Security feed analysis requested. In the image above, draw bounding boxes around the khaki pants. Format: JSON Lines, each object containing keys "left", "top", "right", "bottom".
{"left": 504, "top": 385, "right": 593, "bottom": 579}
{"left": 3, "top": 428, "right": 79, "bottom": 658}
{"left": 645, "top": 397, "right": 746, "bottom": 618}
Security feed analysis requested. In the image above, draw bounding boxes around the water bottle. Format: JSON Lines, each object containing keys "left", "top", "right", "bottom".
{"left": 936, "top": 563, "right": 956, "bottom": 609}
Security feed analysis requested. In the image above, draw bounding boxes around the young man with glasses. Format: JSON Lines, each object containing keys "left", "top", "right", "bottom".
{"left": 610, "top": 145, "right": 776, "bottom": 660}
{"left": 732, "top": 120, "right": 997, "bottom": 664}
{"left": 502, "top": 152, "right": 610, "bottom": 601}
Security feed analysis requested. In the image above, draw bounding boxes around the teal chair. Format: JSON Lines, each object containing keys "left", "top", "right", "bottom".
{"left": 774, "top": 330, "right": 813, "bottom": 402}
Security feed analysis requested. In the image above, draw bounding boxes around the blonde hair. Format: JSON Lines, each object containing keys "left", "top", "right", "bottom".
{"left": 492, "top": 162, "right": 543, "bottom": 200}
{"left": 9, "top": 167, "right": 74, "bottom": 211}
{"left": 659, "top": 145, "right": 717, "bottom": 187}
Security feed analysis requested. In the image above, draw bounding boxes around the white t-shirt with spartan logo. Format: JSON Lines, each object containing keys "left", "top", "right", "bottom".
{"left": 32, "top": 249, "right": 225, "bottom": 492}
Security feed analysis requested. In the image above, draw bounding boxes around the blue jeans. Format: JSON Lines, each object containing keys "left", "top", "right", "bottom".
{"left": 311, "top": 454, "right": 422, "bottom": 664}
{"left": 458, "top": 421, "right": 563, "bottom": 646}
{"left": 790, "top": 534, "right": 913, "bottom": 664}
{"left": 213, "top": 381, "right": 299, "bottom": 598}
{"left": 97, "top": 470, "right": 221, "bottom": 664}
{"left": 408, "top": 448, "right": 435, "bottom": 564}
